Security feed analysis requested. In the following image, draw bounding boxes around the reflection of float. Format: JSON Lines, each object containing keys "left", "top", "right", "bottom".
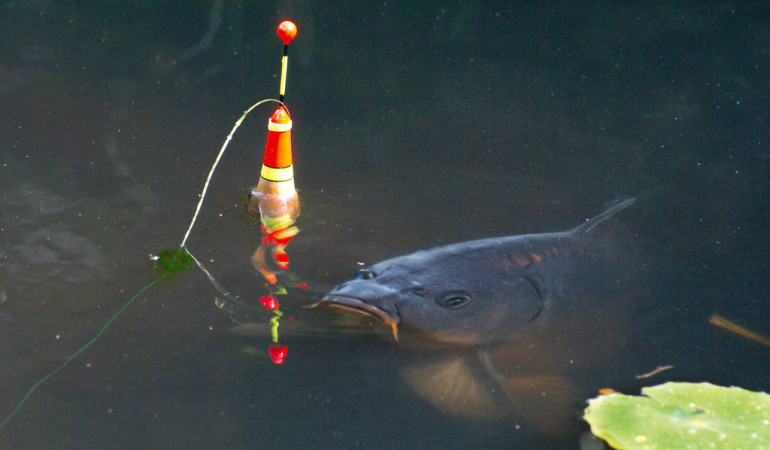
{"left": 261, "top": 295, "right": 288, "bottom": 364}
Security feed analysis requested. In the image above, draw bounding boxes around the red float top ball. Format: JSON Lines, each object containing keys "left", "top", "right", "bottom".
{"left": 277, "top": 21, "right": 297, "bottom": 45}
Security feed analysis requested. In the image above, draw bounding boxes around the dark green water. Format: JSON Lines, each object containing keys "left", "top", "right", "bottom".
{"left": 1, "top": 1, "right": 768, "bottom": 448}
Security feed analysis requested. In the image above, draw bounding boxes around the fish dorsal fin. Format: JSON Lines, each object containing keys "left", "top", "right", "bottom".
{"left": 400, "top": 357, "right": 503, "bottom": 418}
{"left": 571, "top": 198, "right": 636, "bottom": 235}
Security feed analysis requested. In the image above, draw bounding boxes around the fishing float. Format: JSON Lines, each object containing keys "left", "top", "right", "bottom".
{"left": 248, "top": 20, "right": 300, "bottom": 286}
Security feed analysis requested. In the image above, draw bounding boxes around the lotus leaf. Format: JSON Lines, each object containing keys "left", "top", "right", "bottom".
{"left": 584, "top": 382, "right": 770, "bottom": 449}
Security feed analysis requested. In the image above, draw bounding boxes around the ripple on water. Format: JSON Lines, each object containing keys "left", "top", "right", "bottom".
{"left": 0, "top": 184, "right": 106, "bottom": 293}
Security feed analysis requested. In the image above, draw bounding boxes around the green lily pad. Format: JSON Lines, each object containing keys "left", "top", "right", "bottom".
{"left": 584, "top": 382, "right": 770, "bottom": 449}
{"left": 155, "top": 248, "right": 194, "bottom": 273}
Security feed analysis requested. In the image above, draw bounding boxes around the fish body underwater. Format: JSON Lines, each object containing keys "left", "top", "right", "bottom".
{"left": 315, "top": 198, "right": 653, "bottom": 433}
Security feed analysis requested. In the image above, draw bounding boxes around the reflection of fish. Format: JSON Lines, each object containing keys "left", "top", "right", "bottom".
{"left": 314, "top": 199, "right": 650, "bottom": 433}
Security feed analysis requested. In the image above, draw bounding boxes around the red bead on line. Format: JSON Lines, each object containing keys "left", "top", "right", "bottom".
{"left": 268, "top": 345, "right": 288, "bottom": 364}
{"left": 260, "top": 295, "right": 279, "bottom": 310}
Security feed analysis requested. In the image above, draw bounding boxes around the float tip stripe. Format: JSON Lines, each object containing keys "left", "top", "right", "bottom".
{"left": 279, "top": 53, "right": 289, "bottom": 101}
{"left": 260, "top": 166, "right": 294, "bottom": 182}
{"left": 276, "top": 21, "right": 296, "bottom": 102}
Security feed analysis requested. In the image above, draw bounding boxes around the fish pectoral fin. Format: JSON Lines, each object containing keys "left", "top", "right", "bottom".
{"left": 499, "top": 375, "right": 579, "bottom": 435}
{"left": 400, "top": 357, "right": 502, "bottom": 419}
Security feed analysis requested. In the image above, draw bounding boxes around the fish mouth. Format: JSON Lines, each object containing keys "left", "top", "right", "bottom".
{"left": 311, "top": 296, "right": 401, "bottom": 342}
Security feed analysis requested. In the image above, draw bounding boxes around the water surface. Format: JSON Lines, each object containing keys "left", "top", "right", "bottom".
{"left": 1, "top": 1, "right": 768, "bottom": 448}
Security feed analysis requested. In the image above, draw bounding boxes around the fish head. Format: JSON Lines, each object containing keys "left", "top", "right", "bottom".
{"left": 315, "top": 248, "right": 544, "bottom": 346}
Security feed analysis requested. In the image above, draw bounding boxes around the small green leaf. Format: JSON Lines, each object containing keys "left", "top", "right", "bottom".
{"left": 155, "top": 248, "right": 193, "bottom": 273}
{"left": 584, "top": 382, "right": 770, "bottom": 449}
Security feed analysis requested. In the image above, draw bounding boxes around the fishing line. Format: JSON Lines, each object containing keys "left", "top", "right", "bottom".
{"left": 179, "top": 98, "right": 285, "bottom": 249}
{"left": 187, "top": 247, "right": 236, "bottom": 300}
{"left": 1, "top": 98, "right": 284, "bottom": 430}
{"left": 0, "top": 271, "right": 169, "bottom": 429}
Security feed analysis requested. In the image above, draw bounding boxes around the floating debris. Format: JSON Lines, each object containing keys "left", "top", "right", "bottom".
{"left": 709, "top": 313, "right": 770, "bottom": 347}
{"left": 635, "top": 365, "right": 674, "bottom": 379}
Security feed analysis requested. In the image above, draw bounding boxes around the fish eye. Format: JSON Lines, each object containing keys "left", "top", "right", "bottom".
{"left": 437, "top": 292, "right": 472, "bottom": 309}
{"left": 354, "top": 269, "right": 376, "bottom": 280}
